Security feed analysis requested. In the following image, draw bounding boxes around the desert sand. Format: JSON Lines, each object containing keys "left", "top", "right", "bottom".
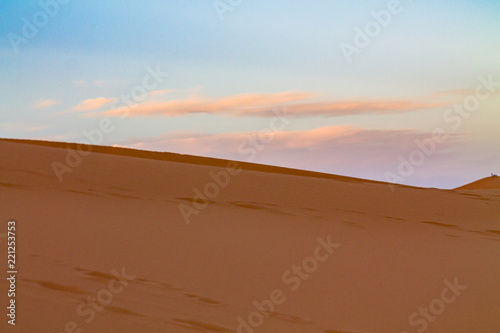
{"left": 0, "top": 138, "right": 499, "bottom": 333}
{"left": 455, "top": 176, "right": 500, "bottom": 190}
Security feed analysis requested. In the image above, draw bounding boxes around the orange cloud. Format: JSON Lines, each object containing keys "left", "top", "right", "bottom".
{"left": 99, "top": 91, "right": 315, "bottom": 118}
{"left": 88, "top": 90, "right": 446, "bottom": 118}
{"left": 73, "top": 97, "right": 118, "bottom": 111}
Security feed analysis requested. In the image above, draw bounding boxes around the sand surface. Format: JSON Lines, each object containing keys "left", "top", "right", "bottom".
{"left": 1, "top": 139, "right": 499, "bottom": 333}
{"left": 456, "top": 176, "right": 500, "bottom": 190}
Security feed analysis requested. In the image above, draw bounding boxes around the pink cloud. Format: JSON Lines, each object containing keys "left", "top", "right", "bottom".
{"left": 73, "top": 97, "right": 118, "bottom": 111}
{"left": 88, "top": 90, "right": 447, "bottom": 118}
{"left": 99, "top": 91, "right": 315, "bottom": 118}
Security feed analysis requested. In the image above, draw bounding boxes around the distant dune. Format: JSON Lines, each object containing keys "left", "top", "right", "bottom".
{"left": 455, "top": 175, "right": 500, "bottom": 190}
{"left": 0, "top": 139, "right": 499, "bottom": 333}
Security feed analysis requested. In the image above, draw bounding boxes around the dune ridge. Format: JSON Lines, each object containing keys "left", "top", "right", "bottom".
{"left": 0, "top": 138, "right": 402, "bottom": 187}
{"left": 455, "top": 175, "right": 500, "bottom": 190}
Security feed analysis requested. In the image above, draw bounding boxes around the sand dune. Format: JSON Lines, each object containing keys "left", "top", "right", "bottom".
{"left": 455, "top": 175, "right": 500, "bottom": 190}
{"left": 0, "top": 139, "right": 499, "bottom": 333}
{"left": 0, "top": 138, "right": 390, "bottom": 186}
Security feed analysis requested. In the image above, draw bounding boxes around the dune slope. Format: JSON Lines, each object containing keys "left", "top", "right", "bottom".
{"left": 455, "top": 175, "right": 500, "bottom": 190}
{"left": 0, "top": 139, "right": 499, "bottom": 333}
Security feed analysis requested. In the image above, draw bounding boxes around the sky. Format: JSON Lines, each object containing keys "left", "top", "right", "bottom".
{"left": 0, "top": 0, "right": 499, "bottom": 188}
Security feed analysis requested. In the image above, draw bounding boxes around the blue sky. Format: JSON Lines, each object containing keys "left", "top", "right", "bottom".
{"left": 1, "top": 0, "right": 499, "bottom": 188}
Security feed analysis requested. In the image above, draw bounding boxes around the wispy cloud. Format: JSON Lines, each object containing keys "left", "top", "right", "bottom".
{"left": 282, "top": 99, "right": 447, "bottom": 117}
{"left": 72, "top": 97, "right": 118, "bottom": 111}
{"left": 79, "top": 90, "right": 448, "bottom": 119}
{"left": 32, "top": 99, "right": 60, "bottom": 109}
{"left": 99, "top": 91, "right": 315, "bottom": 117}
